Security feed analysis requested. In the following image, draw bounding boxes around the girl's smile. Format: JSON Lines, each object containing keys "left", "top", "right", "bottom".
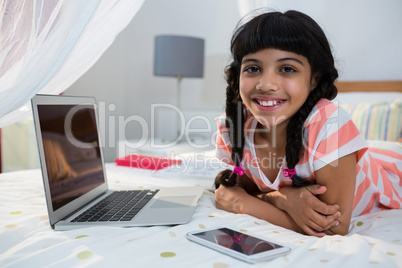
{"left": 239, "top": 48, "right": 316, "bottom": 128}
{"left": 253, "top": 97, "right": 286, "bottom": 111}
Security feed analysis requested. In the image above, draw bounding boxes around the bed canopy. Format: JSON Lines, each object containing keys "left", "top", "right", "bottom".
{"left": 0, "top": 0, "right": 145, "bottom": 127}
{"left": 0, "top": 0, "right": 270, "bottom": 128}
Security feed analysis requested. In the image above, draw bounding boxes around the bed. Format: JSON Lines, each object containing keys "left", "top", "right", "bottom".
{"left": 1, "top": 81, "right": 401, "bottom": 267}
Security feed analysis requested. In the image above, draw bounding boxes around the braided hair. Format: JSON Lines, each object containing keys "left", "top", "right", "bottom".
{"left": 215, "top": 61, "right": 245, "bottom": 188}
{"left": 215, "top": 10, "right": 338, "bottom": 188}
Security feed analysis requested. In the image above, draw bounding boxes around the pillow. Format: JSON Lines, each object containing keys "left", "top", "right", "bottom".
{"left": 341, "top": 99, "right": 402, "bottom": 142}
{"left": 367, "top": 140, "right": 402, "bottom": 154}
{"left": 335, "top": 92, "right": 402, "bottom": 105}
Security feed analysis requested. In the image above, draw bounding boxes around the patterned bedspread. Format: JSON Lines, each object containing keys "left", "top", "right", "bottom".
{"left": 1, "top": 160, "right": 401, "bottom": 267}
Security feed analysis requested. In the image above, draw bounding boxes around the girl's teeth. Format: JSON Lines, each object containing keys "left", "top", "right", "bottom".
{"left": 259, "top": 100, "right": 279, "bottom": 107}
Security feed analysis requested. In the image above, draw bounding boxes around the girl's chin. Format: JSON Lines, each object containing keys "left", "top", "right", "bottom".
{"left": 245, "top": 104, "right": 290, "bottom": 127}
{"left": 254, "top": 114, "right": 289, "bottom": 128}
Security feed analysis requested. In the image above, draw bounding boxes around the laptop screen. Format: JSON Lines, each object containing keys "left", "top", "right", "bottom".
{"left": 37, "top": 104, "right": 104, "bottom": 211}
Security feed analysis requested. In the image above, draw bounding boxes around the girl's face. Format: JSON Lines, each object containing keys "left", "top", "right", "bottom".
{"left": 239, "top": 48, "right": 316, "bottom": 128}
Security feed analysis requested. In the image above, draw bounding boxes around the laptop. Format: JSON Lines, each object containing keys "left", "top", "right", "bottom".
{"left": 31, "top": 94, "right": 203, "bottom": 231}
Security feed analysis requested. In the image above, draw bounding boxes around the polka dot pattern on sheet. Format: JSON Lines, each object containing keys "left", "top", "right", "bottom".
{"left": 77, "top": 251, "right": 93, "bottom": 260}
{"left": 10, "top": 211, "right": 22, "bottom": 215}
{"left": 160, "top": 252, "right": 176, "bottom": 258}
{"left": 213, "top": 263, "right": 229, "bottom": 268}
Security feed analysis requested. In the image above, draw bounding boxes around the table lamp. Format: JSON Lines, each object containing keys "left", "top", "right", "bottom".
{"left": 154, "top": 35, "right": 205, "bottom": 141}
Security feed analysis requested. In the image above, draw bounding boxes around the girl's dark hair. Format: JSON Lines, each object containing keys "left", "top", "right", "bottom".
{"left": 216, "top": 10, "right": 338, "bottom": 188}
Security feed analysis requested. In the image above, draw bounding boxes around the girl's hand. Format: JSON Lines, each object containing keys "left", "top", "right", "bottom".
{"left": 215, "top": 184, "right": 248, "bottom": 214}
{"left": 276, "top": 185, "right": 341, "bottom": 237}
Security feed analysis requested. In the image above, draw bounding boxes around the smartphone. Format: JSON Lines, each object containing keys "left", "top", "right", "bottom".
{"left": 186, "top": 227, "right": 291, "bottom": 264}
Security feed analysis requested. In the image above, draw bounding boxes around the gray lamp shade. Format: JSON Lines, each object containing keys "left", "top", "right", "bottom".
{"left": 154, "top": 35, "right": 205, "bottom": 78}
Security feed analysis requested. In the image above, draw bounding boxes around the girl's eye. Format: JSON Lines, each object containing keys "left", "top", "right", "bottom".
{"left": 244, "top": 66, "right": 260, "bottom": 73}
{"left": 281, "top": 66, "right": 296, "bottom": 73}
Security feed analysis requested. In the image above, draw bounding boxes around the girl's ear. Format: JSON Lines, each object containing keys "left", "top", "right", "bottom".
{"left": 310, "top": 74, "right": 320, "bottom": 91}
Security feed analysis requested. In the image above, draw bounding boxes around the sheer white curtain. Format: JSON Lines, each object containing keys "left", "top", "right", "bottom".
{"left": 0, "top": 0, "right": 145, "bottom": 127}
{"left": 237, "top": 0, "right": 272, "bottom": 17}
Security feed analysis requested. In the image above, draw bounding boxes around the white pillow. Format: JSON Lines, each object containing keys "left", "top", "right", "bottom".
{"left": 367, "top": 140, "right": 402, "bottom": 154}
{"left": 335, "top": 92, "right": 402, "bottom": 105}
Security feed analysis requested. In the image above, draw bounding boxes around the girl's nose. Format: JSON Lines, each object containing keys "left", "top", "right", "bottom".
{"left": 256, "top": 72, "right": 279, "bottom": 91}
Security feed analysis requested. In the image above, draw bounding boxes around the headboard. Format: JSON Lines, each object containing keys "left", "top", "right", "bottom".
{"left": 335, "top": 80, "right": 402, "bottom": 92}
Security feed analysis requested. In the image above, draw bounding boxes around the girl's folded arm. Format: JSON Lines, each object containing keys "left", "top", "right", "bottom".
{"left": 314, "top": 152, "right": 357, "bottom": 235}
{"left": 237, "top": 173, "right": 341, "bottom": 235}
{"left": 219, "top": 174, "right": 339, "bottom": 237}
{"left": 215, "top": 184, "right": 305, "bottom": 234}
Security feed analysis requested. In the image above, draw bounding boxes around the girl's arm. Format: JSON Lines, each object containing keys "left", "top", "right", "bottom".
{"left": 215, "top": 182, "right": 340, "bottom": 237}
{"left": 314, "top": 152, "right": 357, "bottom": 235}
{"left": 215, "top": 184, "right": 305, "bottom": 234}
{"left": 235, "top": 174, "right": 341, "bottom": 235}
{"left": 256, "top": 185, "right": 341, "bottom": 233}
{"left": 252, "top": 153, "right": 356, "bottom": 235}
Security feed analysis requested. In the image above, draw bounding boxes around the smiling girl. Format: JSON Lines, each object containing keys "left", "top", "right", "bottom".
{"left": 214, "top": 10, "right": 402, "bottom": 237}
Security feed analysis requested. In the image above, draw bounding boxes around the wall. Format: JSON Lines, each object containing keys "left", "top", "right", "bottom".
{"left": 64, "top": 0, "right": 402, "bottom": 162}
{"left": 254, "top": 0, "right": 402, "bottom": 81}
{"left": 65, "top": 0, "right": 241, "bottom": 161}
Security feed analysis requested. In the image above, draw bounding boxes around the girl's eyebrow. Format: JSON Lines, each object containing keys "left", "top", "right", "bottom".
{"left": 277, "top": 57, "right": 304, "bottom": 65}
{"left": 241, "top": 57, "right": 304, "bottom": 65}
{"left": 241, "top": 58, "right": 260, "bottom": 65}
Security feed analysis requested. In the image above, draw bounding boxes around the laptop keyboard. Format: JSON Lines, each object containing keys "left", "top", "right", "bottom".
{"left": 71, "top": 190, "right": 159, "bottom": 222}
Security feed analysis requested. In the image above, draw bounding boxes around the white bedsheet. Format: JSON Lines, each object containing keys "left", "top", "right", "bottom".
{"left": 1, "top": 162, "right": 402, "bottom": 267}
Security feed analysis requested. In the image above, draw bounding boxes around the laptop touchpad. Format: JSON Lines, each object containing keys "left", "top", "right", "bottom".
{"left": 151, "top": 196, "right": 195, "bottom": 208}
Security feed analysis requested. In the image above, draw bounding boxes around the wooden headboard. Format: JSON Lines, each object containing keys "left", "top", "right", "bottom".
{"left": 335, "top": 80, "right": 402, "bottom": 92}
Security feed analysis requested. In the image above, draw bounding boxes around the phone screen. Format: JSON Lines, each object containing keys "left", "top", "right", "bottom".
{"left": 191, "top": 228, "right": 283, "bottom": 256}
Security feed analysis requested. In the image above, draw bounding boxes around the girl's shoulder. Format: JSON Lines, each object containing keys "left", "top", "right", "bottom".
{"left": 300, "top": 98, "right": 368, "bottom": 172}
{"left": 305, "top": 98, "right": 352, "bottom": 129}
